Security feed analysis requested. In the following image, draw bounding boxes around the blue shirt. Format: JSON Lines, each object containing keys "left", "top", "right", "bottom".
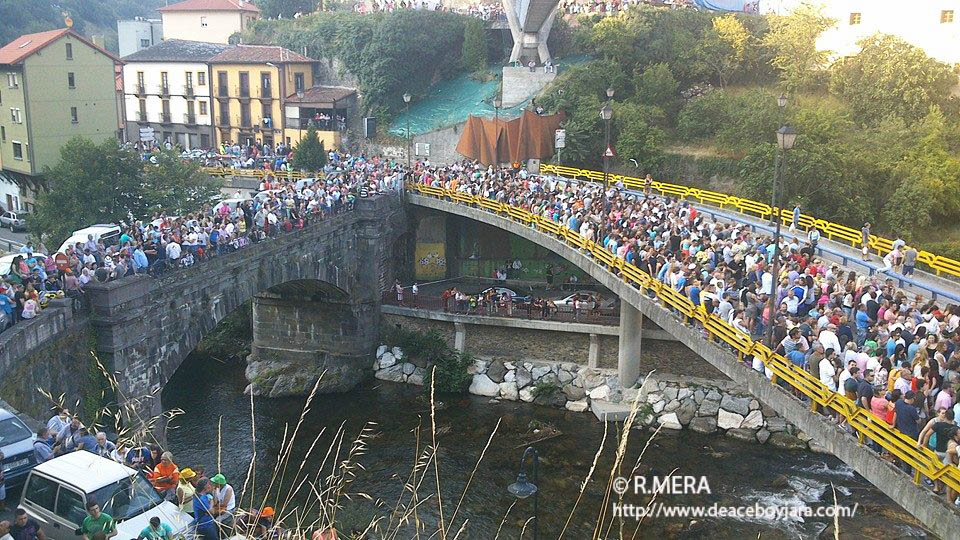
{"left": 193, "top": 493, "right": 215, "bottom": 527}
{"left": 855, "top": 311, "right": 870, "bottom": 330}
{"left": 689, "top": 286, "right": 701, "bottom": 306}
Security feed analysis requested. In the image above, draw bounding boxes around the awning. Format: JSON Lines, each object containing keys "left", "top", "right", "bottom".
{"left": 456, "top": 109, "right": 565, "bottom": 165}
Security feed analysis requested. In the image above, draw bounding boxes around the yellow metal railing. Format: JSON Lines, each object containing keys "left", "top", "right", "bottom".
{"left": 538, "top": 164, "right": 960, "bottom": 279}
{"left": 408, "top": 182, "right": 960, "bottom": 493}
{"left": 203, "top": 167, "right": 308, "bottom": 180}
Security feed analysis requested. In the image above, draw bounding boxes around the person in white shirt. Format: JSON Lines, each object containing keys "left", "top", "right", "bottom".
{"left": 165, "top": 241, "right": 181, "bottom": 263}
{"left": 819, "top": 351, "right": 839, "bottom": 392}
{"left": 818, "top": 324, "right": 842, "bottom": 355}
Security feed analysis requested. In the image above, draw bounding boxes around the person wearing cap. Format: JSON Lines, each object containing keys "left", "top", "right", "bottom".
{"left": 177, "top": 468, "right": 199, "bottom": 515}
{"left": 192, "top": 479, "right": 218, "bottom": 540}
{"left": 210, "top": 474, "right": 236, "bottom": 526}
{"left": 137, "top": 517, "right": 172, "bottom": 540}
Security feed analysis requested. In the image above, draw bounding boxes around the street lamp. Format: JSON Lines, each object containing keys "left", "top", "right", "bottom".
{"left": 507, "top": 446, "right": 540, "bottom": 540}
{"left": 493, "top": 95, "right": 502, "bottom": 172}
{"left": 764, "top": 124, "right": 798, "bottom": 353}
{"left": 771, "top": 93, "right": 788, "bottom": 223}
{"left": 600, "top": 99, "right": 614, "bottom": 230}
{"left": 403, "top": 92, "right": 412, "bottom": 174}
{"left": 778, "top": 92, "right": 788, "bottom": 109}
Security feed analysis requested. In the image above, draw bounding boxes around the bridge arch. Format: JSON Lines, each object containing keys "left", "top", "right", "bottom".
{"left": 406, "top": 190, "right": 960, "bottom": 536}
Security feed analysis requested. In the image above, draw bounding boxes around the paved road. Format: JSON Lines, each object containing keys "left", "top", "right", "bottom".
{"left": 0, "top": 226, "right": 27, "bottom": 253}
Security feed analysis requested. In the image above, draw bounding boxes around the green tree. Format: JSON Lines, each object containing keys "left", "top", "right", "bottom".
{"left": 697, "top": 14, "right": 751, "bottom": 88}
{"left": 830, "top": 34, "right": 957, "bottom": 123}
{"left": 460, "top": 18, "right": 487, "bottom": 73}
{"left": 614, "top": 103, "right": 666, "bottom": 170}
{"left": 292, "top": 125, "right": 328, "bottom": 172}
{"left": 633, "top": 63, "right": 680, "bottom": 119}
{"left": 762, "top": 3, "right": 833, "bottom": 91}
{"left": 255, "top": 0, "right": 316, "bottom": 19}
{"left": 141, "top": 150, "right": 222, "bottom": 217}
{"left": 676, "top": 90, "right": 729, "bottom": 141}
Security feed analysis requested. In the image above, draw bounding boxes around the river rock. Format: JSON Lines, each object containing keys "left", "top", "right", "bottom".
{"left": 664, "top": 400, "right": 681, "bottom": 413}
{"left": 487, "top": 360, "right": 507, "bottom": 383}
{"left": 749, "top": 399, "right": 760, "bottom": 411}
{"left": 534, "top": 391, "right": 565, "bottom": 408}
{"left": 623, "top": 388, "right": 640, "bottom": 403}
{"left": 697, "top": 399, "right": 720, "bottom": 417}
{"left": 516, "top": 367, "right": 533, "bottom": 389}
{"left": 764, "top": 417, "right": 787, "bottom": 432}
{"left": 588, "top": 385, "right": 611, "bottom": 400}
{"left": 717, "top": 409, "right": 744, "bottom": 430}
{"left": 375, "top": 364, "right": 406, "bottom": 383}
{"left": 561, "top": 362, "right": 579, "bottom": 372}
{"left": 376, "top": 345, "right": 388, "bottom": 358}
{"left": 646, "top": 393, "right": 663, "bottom": 404}
{"left": 523, "top": 362, "right": 534, "bottom": 371}
{"left": 563, "top": 383, "right": 586, "bottom": 401}
{"left": 469, "top": 374, "right": 500, "bottom": 397}
{"left": 689, "top": 417, "right": 717, "bottom": 434}
{"left": 532, "top": 365, "right": 551, "bottom": 380}
{"left": 741, "top": 410, "right": 763, "bottom": 430}
{"left": 664, "top": 387, "right": 678, "bottom": 401}
{"left": 767, "top": 432, "right": 807, "bottom": 451}
{"left": 504, "top": 361, "right": 515, "bottom": 370}
{"left": 677, "top": 400, "right": 698, "bottom": 425}
{"left": 677, "top": 388, "right": 693, "bottom": 401}
{"left": 408, "top": 367, "right": 425, "bottom": 386}
{"left": 499, "top": 381, "right": 519, "bottom": 401}
{"left": 726, "top": 428, "right": 757, "bottom": 442}
{"left": 705, "top": 389, "right": 722, "bottom": 401}
{"left": 504, "top": 370, "right": 516, "bottom": 382}
{"left": 402, "top": 362, "right": 416, "bottom": 376}
{"left": 720, "top": 395, "right": 750, "bottom": 416}
{"left": 694, "top": 389, "right": 705, "bottom": 404}
{"left": 808, "top": 441, "right": 830, "bottom": 454}
{"left": 580, "top": 369, "right": 605, "bottom": 390}
{"left": 558, "top": 370, "right": 574, "bottom": 384}
{"left": 797, "top": 431, "right": 813, "bottom": 442}
{"left": 392, "top": 347, "right": 404, "bottom": 360}
{"left": 659, "top": 412, "right": 682, "bottom": 430}
{"left": 756, "top": 428, "right": 771, "bottom": 444}
{"left": 519, "top": 387, "right": 535, "bottom": 403}
{"left": 566, "top": 399, "right": 589, "bottom": 412}
{"left": 372, "top": 358, "right": 380, "bottom": 370}
{"left": 379, "top": 352, "right": 397, "bottom": 369}
{"left": 475, "top": 360, "right": 488, "bottom": 373}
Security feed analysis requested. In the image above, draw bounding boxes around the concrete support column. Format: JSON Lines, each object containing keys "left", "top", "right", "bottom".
{"left": 588, "top": 333, "right": 600, "bottom": 368}
{"left": 454, "top": 322, "right": 466, "bottom": 353}
{"left": 618, "top": 303, "right": 643, "bottom": 388}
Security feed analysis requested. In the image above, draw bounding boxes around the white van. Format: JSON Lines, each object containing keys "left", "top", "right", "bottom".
{"left": 56, "top": 225, "right": 122, "bottom": 254}
{"left": 18, "top": 452, "right": 194, "bottom": 540}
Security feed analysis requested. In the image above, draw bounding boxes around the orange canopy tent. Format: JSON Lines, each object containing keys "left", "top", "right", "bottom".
{"left": 456, "top": 109, "right": 565, "bottom": 166}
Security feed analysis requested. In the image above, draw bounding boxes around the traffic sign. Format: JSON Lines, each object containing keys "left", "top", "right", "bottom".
{"left": 603, "top": 145, "right": 615, "bottom": 158}
{"left": 555, "top": 129, "right": 566, "bottom": 149}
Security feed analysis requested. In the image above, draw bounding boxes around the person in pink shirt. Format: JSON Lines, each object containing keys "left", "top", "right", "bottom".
{"left": 935, "top": 386, "right": 955, "bottom": 412}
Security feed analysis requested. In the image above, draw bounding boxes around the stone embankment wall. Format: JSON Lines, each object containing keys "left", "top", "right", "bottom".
{"left": 373, "top": 344, "right": 823, "bottom": 452}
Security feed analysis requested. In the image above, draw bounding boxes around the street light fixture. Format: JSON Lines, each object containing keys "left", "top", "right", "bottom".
{"left": 770, "top": 92, "right": 788, "bottom": 223}
{"left": 507, "top": 446, "right": 540, "bottom": 540}
{"left": 403, "top": 92, "right": 412, "bottom": 174}
{"left": 764, "top": 124, "right": 798, "bottom": 353}
{"left": 606, "top": 87, "right": 615, "bottom": 99}
{"left": 600, "top": 101, "right": 614, "bottom": 229}
{"left": 493, "top": 95, "right": 502, "bottom": 172}
{"left": 778, "top": 92, "right": 788, "bottom": 109}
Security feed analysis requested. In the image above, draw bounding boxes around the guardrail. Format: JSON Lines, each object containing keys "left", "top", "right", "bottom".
{"left": 539, "top": 164, "right": 960, "bottom": 280}
{"left": 407, "top": 182, "right": 960, "bottom": 496}
{"left": 202, "top": 166, "right": 308, "bottom": 180}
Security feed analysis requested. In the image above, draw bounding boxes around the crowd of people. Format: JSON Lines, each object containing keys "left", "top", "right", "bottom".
{"left": 0, "top": 150, "right": 403, "bottom": 334}
{"left": 411, "top": 159, "right": 960, "bottom": 503}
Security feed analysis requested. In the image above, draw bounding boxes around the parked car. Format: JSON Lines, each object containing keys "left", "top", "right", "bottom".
{"left": 0, "top": 210, "right": 28, "bottom": 231}
{"left": 480, "top": 287, "right": 531, "bottom": 304}
{"left": 56, "top": 224, "right": 121, "bottom": 254}
{"left": 0, "top": 407, "right": 38, "bottom": 487}
{"left": 0, "top": 253, "right": 17, "bottom": 276}
{"left": 18, "top": 452, "right": 194, "bottom": 540}
{"left": 553, "top": 291, "right": 617, "bottom": 312}
{"left": 213, "top": 198, "right": 252, "bottom": 218}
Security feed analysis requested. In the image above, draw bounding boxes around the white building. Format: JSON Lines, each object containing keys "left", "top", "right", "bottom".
{"left": 158, "top": 0, "right": 260, "bottom": 45}
{"left": 762, "top": 1, "right": 959, "bottom": 66}
{"left": 121, "top": 40, "right": 230, "bottom": 150}
{"left": 117, "top": 18, "right": 163, "bottom": 58}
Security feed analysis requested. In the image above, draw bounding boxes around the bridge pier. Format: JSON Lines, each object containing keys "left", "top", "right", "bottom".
{"left": 618, "top": 303, "right": 642, "bottom": 387}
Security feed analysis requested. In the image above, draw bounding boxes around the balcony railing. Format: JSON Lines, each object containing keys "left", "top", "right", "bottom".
{"left": 185, "top": 85, "right": 195, "bottom": 97}
{"left": 160, "top": 112, "right": 172, "bottom": 124}
{"left": 136, "top": 111, "right": 148, "bottom": 122}
{"left": 135, "top": 84, "right": 145, "bottom": 95}
{"left": 184, "top": 114, "right": 197, "bottom": 125}
{"left": 260, "top": 86, "right": 272, "bottom": 99}
{"left": 159, "top": 84, "right": 170, "bottom": 96}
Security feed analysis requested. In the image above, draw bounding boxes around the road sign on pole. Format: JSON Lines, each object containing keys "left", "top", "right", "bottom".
{"left": 555, "top": 129, "right": 566, "bottom": 149}
{"left": 603, "top": 145, "right": 615, "bottom": 158}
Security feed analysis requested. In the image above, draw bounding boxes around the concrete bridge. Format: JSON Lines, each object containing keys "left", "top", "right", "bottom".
{"left": 405, "top": 190, "right": 960, "bottom": 538}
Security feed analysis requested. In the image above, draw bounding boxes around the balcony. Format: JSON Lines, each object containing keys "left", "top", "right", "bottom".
{"left": 159, "top": 84, "right": 170, "bottom": 96}
{"left": 237, "top": 86, "right": 250, "bottom": 99}
{"left": 217, "top": 86, "right": 229, "bottom": 98}
{"left": 185, "top": 85, "right": 195, "bottom": 97}
{"left": 184, "top": 114, "right": 197, "bottom": 125}
{"left": 160, "top": 112, "right": 172, "bottom": 124}
{"left": 135, "top": 84, "right": 146, "bottom": 96}
{"left": 136, "top": 111, "right": 149, "bottom": 123}
{"left": 259, "top": 86, "right": 273, "bottom": 99}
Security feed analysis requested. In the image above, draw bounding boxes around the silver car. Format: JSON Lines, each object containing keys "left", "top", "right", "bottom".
{"left": 0, "top": 211, "right": 28, "bottom": 232}
{"left": 0, "top": 407, "right": 38, "bottom": 487}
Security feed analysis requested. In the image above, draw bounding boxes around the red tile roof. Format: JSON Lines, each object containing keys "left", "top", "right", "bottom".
{"left": 158, "top": 0, "right": 260, "bottom": 13}
{"left": 0, "top": 28, "right": 120, "bottom": 65}
{"left": 285, "top": 86, "right": 356, "bottom": 104}
{"left": 209, "top": 44, "right": 313, "bottom": 64}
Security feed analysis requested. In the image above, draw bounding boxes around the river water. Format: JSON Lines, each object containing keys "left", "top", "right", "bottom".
{"left": 162, "top": 353, "right": 930, "bottom": 539}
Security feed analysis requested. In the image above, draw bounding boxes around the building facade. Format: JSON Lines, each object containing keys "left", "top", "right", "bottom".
{"left": 208, "top": 45, "right": 316, "bottom": 147}
{"left": 0, "top": 28, "right": 120, "bottom": 203}
{"left": 122, "top": 40, "right": 230, "bottom": 150}
{"left": 117, "top": 18, "right": 164, "bottom": 58}
{"left": 159, "top": 0, "right": 260, "bottom": 45}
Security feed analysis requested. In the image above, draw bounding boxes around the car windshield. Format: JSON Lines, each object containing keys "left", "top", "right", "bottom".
{"left": 0, "top": 417, "right": 33, "bottom": 446}
{"left": 89, "top": 473, "right": 163, "bottom": 520}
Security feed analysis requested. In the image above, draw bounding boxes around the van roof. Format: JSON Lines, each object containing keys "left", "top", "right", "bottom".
{"left": 73, "top": 224, "right": 120, "bottom": 235}
{"left": 32, "top": 452, "right": 135, "bottom": 493}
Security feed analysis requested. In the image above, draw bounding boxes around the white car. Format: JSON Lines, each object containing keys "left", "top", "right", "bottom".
{"left": 553, "top": 291, "right": 616, "bottom": 312}
{"left": 18, "top": 452, "right": 194, "bottom": 540}
{"left": 0, "top": 253, "right": 17, "bottom": 276}
{"left": 56, "top": 224, "right": 121, "bottom": 254}
{"left": 213, "top": 198, "right": 252, "bottom": 217}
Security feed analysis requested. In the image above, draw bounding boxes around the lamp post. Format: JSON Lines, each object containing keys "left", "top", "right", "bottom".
{"left": 403, "top": 92, "right": 412, "bottom": 174}
{"left": 600, "top": 88, "right": 614, "bottom": 234}
{"left": 764, "top": 124, "right": 798, "bottom": 352}
{"left": 770, "top": 93, "right": 788, "bottom": 223}
{"left": 493, "top": 95, "right": 502, "bottom": 173}
{"left": 507, "top": 446, "right": 540, "bottom": 540}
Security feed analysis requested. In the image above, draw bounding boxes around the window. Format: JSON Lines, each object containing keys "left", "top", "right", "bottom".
{"left": 186, "top": 72, "right": 193, "bottom": 89}
{"left": 12, "top": 141, "right": 23, "bottom": 160}
{"left": 138, "top": 98, "right": 146, "bottom": 120}
{"left": 217, "top": 72, "right": 228, "bottom": 97}
{"left": 67, "top": 72, "right": 75, "bottom": 88}
{"left": 201, "top": 16, "right": 208, "bottom": 27}
{"left": 54, "top": 487, "right": 86, "bottom": 526}
{"left": 199, "top": 101, "right": 208, "bottom": 115}
{"left": 260, "top": 72, "right": 271, "bottom": 97}
{"left": 70, "top": 107, "right": 78, "bottom": 123}
{"left": 294, "top": 73, "right": 305, "bottom": 92}
{"left": 849, "top": 12, "right": 861, "bottom": 25}
{"left": 65, "top": 43, "right": 73, "bottom": 60}
{"left": 160, "top": 72, "right": 169, "bottom": 93}
{"left": 6, "top": 73, "right": 17, "bottom": 88}
{"left": 137, "top": 71, "right": 145, "bottom": 92}
{"left": 1, "top": 126, "right": 5, "bottom": 141}
{"left": 198, "top": 72, "right": 206, "bottom": 86}
{"left": 22, "top": 475, "right": 58, "bottom": 511}
{"left": 239, "top": 72, "right": 249, "bottom": 97}
{"left": 943, "top": 10, "right": 955, "bottom": 24}
{"left": 10, "top": 107, "right": 21, "bottom": 123}
{"left": 140, "top": 39, "right": 150, "bottom": 48}
{"left": 200, "top": 133, "right": 210, "bottom": 148}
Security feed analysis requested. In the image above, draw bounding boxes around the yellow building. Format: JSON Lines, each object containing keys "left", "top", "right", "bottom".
{"left": 208, "top": 45, "right": 316, "bottom": 148}
{"left": 159, "top": 0, "right": 260, "bottom": 45}
{"left": 283, "top": 86, "right": 357, "bottom": 150}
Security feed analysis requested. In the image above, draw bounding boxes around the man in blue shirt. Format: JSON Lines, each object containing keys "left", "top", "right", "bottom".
{"left": 855, "top": 305, "right": 870, "bottom": 346}
{"left": 193, "top": 479, "right": 218, "bottom": 540}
